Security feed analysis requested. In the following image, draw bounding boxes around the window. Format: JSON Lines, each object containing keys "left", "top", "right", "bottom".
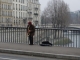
{"left": 1, "top": 4, "right": 3, "bottom": 9}
{"left": 19, "top": 0, "right": 20, "bottom": 2}
{"left": 19, "top": 20, "right": 20, "bottom": 25}
{"left": 23, "top": 0, "right": 24, "bottom": 3}
{"left": 19, "top": 4, "right": 20, "bottom": 10}
{"left": 14, "top": 20, "right": 15, "bottom": 25}
{"left": 21, "top": 5, "right": 22, "bottom": 10}
{"left": 21, "top": 0, "right": 22, "bottom": 3}
{"left": 16, "top": 4, "right": 17, "bottom": 10}
{"left": 2, "top": 17, "right": 3, "bottom": 23}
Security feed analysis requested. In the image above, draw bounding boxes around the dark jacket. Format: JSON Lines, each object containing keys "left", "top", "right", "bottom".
{"left": 27, "top": 24, "right": 35, "bottom": 36}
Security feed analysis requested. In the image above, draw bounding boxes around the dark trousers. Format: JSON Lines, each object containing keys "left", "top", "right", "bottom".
{"left": 29, "top": 35, "right": 33, "bottom": 45}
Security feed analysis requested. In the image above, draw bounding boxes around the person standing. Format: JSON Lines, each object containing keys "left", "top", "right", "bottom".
{"left": 27, "top": 22, "right": 35, "bottom": 45}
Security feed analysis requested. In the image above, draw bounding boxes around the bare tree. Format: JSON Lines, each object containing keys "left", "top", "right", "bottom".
{"left": 41, "top": 14, "right": 45, "bottom": 24}
{"left": 41, "top": 8, "right": 49, "bottom": 27}
{"left": 41, "top": 0, "right": 70, "bottom": 28}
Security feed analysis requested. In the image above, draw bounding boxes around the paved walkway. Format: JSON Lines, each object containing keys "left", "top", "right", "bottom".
{"left": 0, "top": 42, "right": 80, "bottom": 60}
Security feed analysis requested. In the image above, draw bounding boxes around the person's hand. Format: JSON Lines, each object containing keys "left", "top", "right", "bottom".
{"left": 28, "top": 30, "right": 31, "bottom": 32}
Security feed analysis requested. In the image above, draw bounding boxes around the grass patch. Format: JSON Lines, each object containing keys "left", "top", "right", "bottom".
{"left": 54, "top": 38, "right": 72, "bottom": 45}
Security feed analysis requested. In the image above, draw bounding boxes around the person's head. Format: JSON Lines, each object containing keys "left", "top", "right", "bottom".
{"left": 28, "top": 21, "right": 32, "bottom": 25}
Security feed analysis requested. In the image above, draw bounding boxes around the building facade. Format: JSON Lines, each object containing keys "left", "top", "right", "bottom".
{"left": 0, "top": 0, "right": 13, "bottom": 27}
{"left": 12, "top": 0, "right": 27, "bottom": 27}
{"left": 27, "top": 0, "right": 41, "bottom": 27}
{"left": 0, "top": 0, "right": 41, "bottom": 27}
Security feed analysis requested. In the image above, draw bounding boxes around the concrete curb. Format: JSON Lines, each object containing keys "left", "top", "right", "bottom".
{"left": 0, "top": 48, "right": 80, "bottom": 60}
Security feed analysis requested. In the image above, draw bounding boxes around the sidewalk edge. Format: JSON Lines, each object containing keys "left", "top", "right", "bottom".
{"left": 0, "top": 48, "right": 80, "bottom": 60}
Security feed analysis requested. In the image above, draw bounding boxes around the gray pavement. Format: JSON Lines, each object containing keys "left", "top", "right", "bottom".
{"left": 0, "top": 42, "right": 80, "bottom": 60}
{"left": 0, "top": 53, "right": 63, "bottom": 60}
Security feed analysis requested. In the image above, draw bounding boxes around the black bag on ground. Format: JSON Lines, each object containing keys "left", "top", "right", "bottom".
{"left": 40, "top": 41, "right": 52, "bottom": 46}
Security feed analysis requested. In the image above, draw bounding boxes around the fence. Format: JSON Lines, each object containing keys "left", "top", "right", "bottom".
{"left": 0, "top": 27, "right": 80, "bottom": 48}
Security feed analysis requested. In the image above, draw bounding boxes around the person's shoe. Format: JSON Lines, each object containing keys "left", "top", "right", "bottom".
{"left": 29, "top": 44, "right": 33, "bottom": 45}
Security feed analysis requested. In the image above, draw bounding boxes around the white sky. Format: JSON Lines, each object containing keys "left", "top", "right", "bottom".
{"left": 39, "top": 0, "right": 80, "bottom": 12}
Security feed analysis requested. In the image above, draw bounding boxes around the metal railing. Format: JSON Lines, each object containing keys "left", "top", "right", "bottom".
{"left": 0, "top": 27, "right": 80, "bottom": 48}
